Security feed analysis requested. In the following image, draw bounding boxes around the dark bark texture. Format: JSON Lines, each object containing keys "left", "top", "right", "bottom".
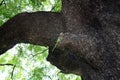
{"left": 0, "top": 0, "right": 120, "bottom": 80}
{"left": 0, "top": 12, "right": 64, "bottom": 54}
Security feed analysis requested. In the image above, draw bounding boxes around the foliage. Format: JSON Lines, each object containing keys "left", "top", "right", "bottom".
{"left": 0, "top": 44, "right": 81, "bottom": 80}
{"left": 0, "top": 0, "right": 81, "bottom": 80}
{"left": 0, "top": 0, "right": 61, "bottom": 26}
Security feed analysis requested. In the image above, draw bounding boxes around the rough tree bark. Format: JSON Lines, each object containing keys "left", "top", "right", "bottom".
{"left": 48, "top": 0, "right": 120, "bottom": 80}
{"left": 0, "top": 0, "right": 120, "bottom": 80}
{"left": 0, "top": 12, "right": 64, "bottom": 54}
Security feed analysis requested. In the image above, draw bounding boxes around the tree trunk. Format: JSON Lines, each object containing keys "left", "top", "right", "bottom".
{"left": 48, "top": 0, "right": 120, "bottom": 80}
{"left": 0, "top": 0, "right": 120, "bottom": 80}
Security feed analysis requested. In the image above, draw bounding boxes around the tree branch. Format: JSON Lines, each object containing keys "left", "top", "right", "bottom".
{"left": 0, "top": 11, "right": 64, "bottom": 55}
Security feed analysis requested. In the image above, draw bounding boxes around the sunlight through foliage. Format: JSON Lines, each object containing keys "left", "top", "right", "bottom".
{"left": 0, "top": 44, "right": 81, "bottom": 80}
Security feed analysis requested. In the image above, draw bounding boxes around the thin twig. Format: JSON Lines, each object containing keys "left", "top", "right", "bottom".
{"left": 32, "top": 49, "right": 48, "bottom": 57}
{"left": 44, "top": 75, "right": 52, "bottom": 80}
{"left": 0, "top": 63, "right": 14, "bottom": 66}
{"left": 0, "top": 63, "right": 16, "bottom": 80}
{"left": 11, "top": 65, "right": 16, "bottom": 80}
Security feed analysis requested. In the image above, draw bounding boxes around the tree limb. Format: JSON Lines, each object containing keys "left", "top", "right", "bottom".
{"left": 0, "top": 11, "right": 64, "bottom": 55}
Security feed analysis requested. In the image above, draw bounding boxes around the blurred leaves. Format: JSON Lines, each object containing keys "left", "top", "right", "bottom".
{"left": 0, "top": 44, "right": 81, "bottom": 80}
{"left": 0, "top": 0, "right": 61, "bottom": 26}
{"left": 52, "top": 0, "right": 62, "bottom": 12}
